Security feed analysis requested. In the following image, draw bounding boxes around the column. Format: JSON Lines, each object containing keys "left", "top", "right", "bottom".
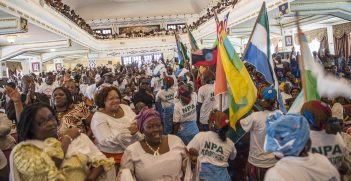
{"left": 327, "top": 25, "right": 335, "bottom": 55}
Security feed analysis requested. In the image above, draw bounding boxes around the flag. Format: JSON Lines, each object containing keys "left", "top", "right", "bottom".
{"left": 187, "top": 28, "right": 199, "bottom": 51}
{"left": 191, "top": 48, "right": 217, "bottom": 66}
{"left": 298, "top": 30, "right": 320, "bottom": 101}
{"left": 175, "top": 33, "right": 189, "bottom": 66}
{"left": 214, "top": 38, "right": 227, "bottom": 95}
{"left": 223, "top": 12, "right": 230, "bottom": 33}
{"left": 218, "top": 25, "right": 257, "bottom": 128}
{"left": 288, "top": 91, "right": 304, "bottom": 113}
{"left": 243, "top": 2, "right": 286, "bottom": 112}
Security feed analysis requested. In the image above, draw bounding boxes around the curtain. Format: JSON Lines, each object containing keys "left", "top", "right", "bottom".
{"left": 334, "top": 33, "right": 350, "bottom": 59}
{"left": 318, "top": 36, "right": 328, "bottom": 58}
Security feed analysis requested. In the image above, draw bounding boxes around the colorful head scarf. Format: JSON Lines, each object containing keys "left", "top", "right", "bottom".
{"left": 262, "top": 86, "right": 277, "bottom": 101}
{"left": 164, "top": 76, "right": 174, "bottom": 89}
{"left": 265, "top": 111, "right": 310, "bottom": 158}
{"left": 209, "top": 110, "right": 229, "bottom": 129}
{"left": 300, "top": 101, "right": 331, "bottom": 129}
{"left": 135, "top": 107, "right": 161, "bottom": 133}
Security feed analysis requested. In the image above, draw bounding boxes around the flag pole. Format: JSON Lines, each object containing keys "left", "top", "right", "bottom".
{"left": 185, "top": 24, "right": 198, "bottom": 91}
{"left": 295, "top": 12, "right": 307, "bottom": 102}
{"left": 242, "top": 2, "right": 266, "bottom": 56}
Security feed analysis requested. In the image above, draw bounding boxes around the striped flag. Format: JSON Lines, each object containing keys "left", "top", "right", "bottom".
{"left": 175, "top": 33, "right": 189, "bottom": 66}
{"left": 243, "top": 2, "right": 286, "bottom": 112}
{"left": 298, "top": 28, "right": 320, "bottom": 101}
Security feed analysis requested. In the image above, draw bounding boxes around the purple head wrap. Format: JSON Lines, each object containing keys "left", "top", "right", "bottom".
{"left": 135, "top": 107, "right": 161, "bottom": 133}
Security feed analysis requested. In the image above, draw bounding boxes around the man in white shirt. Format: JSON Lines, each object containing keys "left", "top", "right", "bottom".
{"left": 37, "top": 72, "right": 57, "bottom": 98}
{"left": 264, "top": 112, "right": 340, "bottom": 181}
{"left": 197, "top": 70, "right": 216, "bottom": 131}
{"left": 236, "top": 87, "right": 278, "bottom": 181}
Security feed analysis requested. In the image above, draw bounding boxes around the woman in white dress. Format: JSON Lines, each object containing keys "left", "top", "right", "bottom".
{"left": 118, "top": 107, "right": 192, "bottom": 181}
{"left": 91, "top": 86, "right": 142, "bottom": 171}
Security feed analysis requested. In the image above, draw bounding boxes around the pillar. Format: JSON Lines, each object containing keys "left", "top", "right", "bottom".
{"left": 327, "top": 26, "right": 335, "bottom": 55}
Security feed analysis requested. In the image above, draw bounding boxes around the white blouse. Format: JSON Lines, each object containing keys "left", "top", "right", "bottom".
{"left": 91, "top": 104, "right": 142, "bottom": 153}
{"left": 119, "top": 135, "right": 193, "bottom": 181}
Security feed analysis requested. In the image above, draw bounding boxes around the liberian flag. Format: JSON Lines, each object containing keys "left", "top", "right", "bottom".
{"left": 244, "top": 2, "right": 286, "bottom": 112}
{"left": 191, "top": 48, "right": 217, "bottom": 66}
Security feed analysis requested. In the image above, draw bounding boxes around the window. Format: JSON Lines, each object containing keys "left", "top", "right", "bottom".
{"left": 167, "top": 23, "right": 186, "bottom": 30}
{"left": 102, "top": 29, "right": 112, "bottom": 35}
{"left": 122, "top": 53, "right": 163, "bottom": 65}
{"left": 153, "top": 53, "right": 162, "bottom": 61}
{"left": 93, "top": 28, "right": 112, "bottom": 35}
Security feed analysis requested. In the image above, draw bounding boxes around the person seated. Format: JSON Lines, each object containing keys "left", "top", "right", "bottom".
{"left": 6, "top": 86, "right": 115, "bottom": 181}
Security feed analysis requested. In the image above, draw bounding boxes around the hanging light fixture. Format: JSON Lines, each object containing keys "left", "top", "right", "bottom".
{"left": 6, "top": 35, "right": 17, "bottom": 44}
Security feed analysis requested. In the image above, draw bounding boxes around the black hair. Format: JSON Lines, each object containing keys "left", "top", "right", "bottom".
{"left": 52, "top": 87, "right": 73, "bottom": 111}
{"left": 6, "top": 82, "right": 16, "bottom": 89}
{"left": 17, "top": 102, "right": 54, "bottom": 142}
{"left": 217, "top": 125, "right": 229, "bottom": 142}
{"left": 95, "top": 86, "right": 122, "bottom": 108}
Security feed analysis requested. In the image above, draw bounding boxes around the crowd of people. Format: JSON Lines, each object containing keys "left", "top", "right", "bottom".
{"left": 95, "top": 28, "right": 187, "bottom": 40}
{"left": 0, "top": 47, "right": 350, "bottom": 181}
{"left": 44, "top": 0, "right": 237, "bottom": 40}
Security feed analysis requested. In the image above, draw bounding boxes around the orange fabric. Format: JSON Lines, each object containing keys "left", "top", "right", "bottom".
{"left": 214, "top": 49, "right": 227, "bottom": 95}
{"left": 102, "top": 152, "right": 124, "bottom": 165}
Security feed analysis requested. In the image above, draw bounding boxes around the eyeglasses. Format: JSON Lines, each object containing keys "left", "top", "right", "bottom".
{"left": 141, "top": 82, "right": 148, "bottom": 85}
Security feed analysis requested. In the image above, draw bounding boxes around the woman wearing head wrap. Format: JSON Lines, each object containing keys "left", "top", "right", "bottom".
{"left": 235, "top": 86, "right": 278, "bottom": 181}
{"left": 187, "top": 110, "right": 236, "bottom": 181}
{"left": 117, "top": 107, "right": 192, "bottom": 181}
{"left": 173, "top": 83, "right": 199, "bottom": 145}
{"left": 197, "top": 70, "right": 216, "bottom": 131}
{"left": 155, "top": 76, "right": 176, "bottom": 134}
{"left": 301, "top": 101, "right": 348, "bottom": 173}
{"left": 264, "top": 112, "right": 340, "bottom": 181}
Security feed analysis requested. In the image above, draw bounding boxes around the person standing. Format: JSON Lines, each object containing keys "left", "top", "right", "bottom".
{"left": 188, "top": 110, "right": 236, "bottom": 181}
{"left": 173, "top": 84, "right": 199, "bottom": 145}
{"left": 300, "top": 101, "right": 348, "bottom": 173}
{"left": 91, "top": 86, "right": 141, "bottom": 171}
{"left": 37, "top": 72, "right": 58, "bottom": 98}
{"left": 117, "top": 107, "right": 192, "bottom": 181}
{"left": 236, "top": 87, "right": 278, "bottom": 181}
{"left": 264, "top": 112, "right": 340, "bottom": 181}
{"left": 197, "top": 71, "right": 216, "bottom": 131}
{"left": 155, "top": 76, "right": 176, "bottom": 134}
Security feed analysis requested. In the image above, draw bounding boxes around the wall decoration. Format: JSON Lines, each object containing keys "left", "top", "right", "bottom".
{"left": 285, "top": 35, "right": 293, "bottom": 46}
{"left": 119, "top": 25, "right": 160, "bottom": 34}
{"left": 32, "top": 62, "right": 40, "bottom": 72}
{"left": 55, "top": 63, "right": 62, "bottom": 71}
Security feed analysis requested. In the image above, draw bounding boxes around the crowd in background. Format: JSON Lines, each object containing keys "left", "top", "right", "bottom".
{"left": 44, "top": 0, "right": 237, "bottom": 40}
{"left": 0, "top": 47, "right": 350, "bottom": 181}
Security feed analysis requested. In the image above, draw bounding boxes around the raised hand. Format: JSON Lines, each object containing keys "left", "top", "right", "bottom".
{"left": 5, "top": 86, "right": 21, "bottom": 103}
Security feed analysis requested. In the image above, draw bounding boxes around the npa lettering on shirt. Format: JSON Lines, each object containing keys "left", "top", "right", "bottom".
{"left": 311, "top": 144, "right": 343, "bottom": 166}
{"left": 200, "top": 141, "right": 225, "bottom": 161}
{"left": 182, "top": 104, "right": 196, "bottom": 118}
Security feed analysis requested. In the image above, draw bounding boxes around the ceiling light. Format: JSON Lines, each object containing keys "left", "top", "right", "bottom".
{"left": 6, "top": 35, "right": 17, "bottom": 44}
{"left": 50, "top": 49, "right": 56, "bottom": 52}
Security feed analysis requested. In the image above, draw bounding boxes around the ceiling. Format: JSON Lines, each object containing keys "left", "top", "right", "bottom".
{"left": 62, "top": 0, "right": 214, "bottom": 20}
{"left": 0, "top": 23, "right": 65, "bottom": 47}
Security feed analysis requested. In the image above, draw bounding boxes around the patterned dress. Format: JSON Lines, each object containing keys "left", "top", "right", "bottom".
{"left": 57, "top": 102, "right": 91, "bottom": 135}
